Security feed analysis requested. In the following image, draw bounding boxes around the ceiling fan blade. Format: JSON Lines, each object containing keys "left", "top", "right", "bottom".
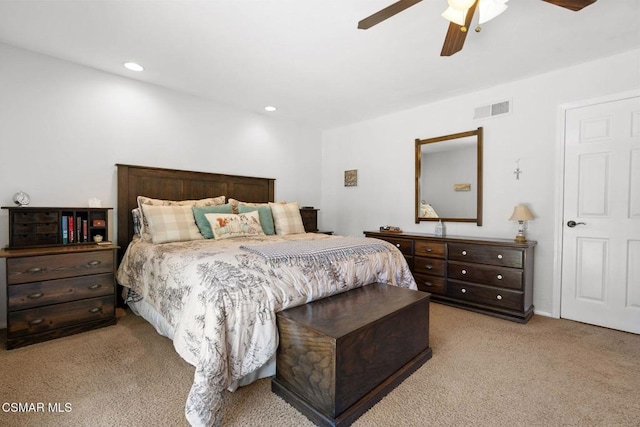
{"left": 440, "top": 1, "right": 478, "bottom": 57}
{"left": 541, "top": 0, "right": 597, "bottom": 11}
{"left": 358, "top": 0, "right": 423, "bottom": 29}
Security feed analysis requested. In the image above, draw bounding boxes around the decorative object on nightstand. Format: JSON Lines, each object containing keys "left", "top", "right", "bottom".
{"left": 509, "top": 204, "right": 535, "bottom": 243}
{"left": 12, "top": 190, "right": 30, "bottom": 207}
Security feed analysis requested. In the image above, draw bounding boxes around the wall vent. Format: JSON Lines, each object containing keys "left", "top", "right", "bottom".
{"left": 474, "top": 99, "right": 511, "bottom": 120}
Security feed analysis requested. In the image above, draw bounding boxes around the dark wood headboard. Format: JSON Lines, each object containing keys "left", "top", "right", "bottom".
{"left": 116, "top": 164, "right": 275, "bottom": 255}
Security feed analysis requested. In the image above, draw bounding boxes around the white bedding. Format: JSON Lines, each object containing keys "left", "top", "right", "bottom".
{"left": 116, "top": 232, "right": 416, "bottom": 426}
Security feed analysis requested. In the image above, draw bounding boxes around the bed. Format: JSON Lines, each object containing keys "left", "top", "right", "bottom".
{"left": 114, "top": 164, "right": 417, "bottom": 427}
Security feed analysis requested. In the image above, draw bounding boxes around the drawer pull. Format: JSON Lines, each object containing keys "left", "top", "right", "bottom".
{"left": 424, "top": 281, "right": 433, "bottom": 287}
{"left": 461, "top": 269, "right": 467, "bottom": 275}
{"left": 27, "top": 292, "right": 44, "bottom": 299}
{"left": 461, "top": 288, "right": 467, "bottom": 294}
{"left": 396, "top": 244, "right": 401, "bottom": 248}
{"left": 88, "top": 284, "right": 102, "bottom": 290}
{"left": 497, "top": 274, "right": 503, "bottom": 280}
{"left": 29, "top": 318, "right": 45, "bottom": 326}
{"left": 462, "top": 250, "right": 467, "bottom": 256}
{"left": 26, "top": 267, "right": 44, "bottom": 273}
{"left": 425, "top": 265, "right": 433, "bottom": 270}
{"left": 87, "top": 260, "right": 102, "bottom": 267}
{"left": 425, "top": 247, "right": 433, "bottom": 252}
{"left": 496, "top": 295, "right": 503, "bottom": 300}
{"left": 89, "top": 307, "right": 101, "bottom": 314}
{"left": 497, "top": 254, "right": 503, "bottom": 259}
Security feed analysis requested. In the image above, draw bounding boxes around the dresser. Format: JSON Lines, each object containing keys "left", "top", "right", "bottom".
{"left": 1, "top": 245, "right": 118, "bottom": 349}
{"left": 1, "top": 206, "right": 117, "bottom": 349}
{"left": 364, "top": 231, "right": 536, "bottom": 323}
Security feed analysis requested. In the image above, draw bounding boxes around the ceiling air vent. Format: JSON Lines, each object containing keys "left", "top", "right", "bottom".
{"left": 474, "top": 99, "right": 511, "bottom": 120}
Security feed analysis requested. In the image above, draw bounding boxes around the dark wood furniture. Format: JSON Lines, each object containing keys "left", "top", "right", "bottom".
{"left": 299, "top": 207, "right": 333, "bottom": 235}
{"left": 2, "top": 206, "right": 112, "bottom": 249}
{"left": 299, "top": 207, "right": 319, "bottom": 232}
{"left": 364, "top": 231, "right": 536, "bottom": 323}
{"left": 0, "top": 244, "right": 118, "bottom": 349}
{"left": 272, "top": 283, "right": 432, "bottom": 427}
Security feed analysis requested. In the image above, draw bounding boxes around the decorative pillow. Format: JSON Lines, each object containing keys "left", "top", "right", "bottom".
{"left": 204, "top": 211, "right": 265, "bottom": 240}
{"left": 193, "top": 204, "right": 233, "bottom": 239}
{"left": 140, "top": 204, "right": 205, "bottom": 244}
{"left": 137, "top": 195, "right": 225, "bottom": 241}
{"left": 132, "top": 208, "right": 142, "bottom": 236}
{"left": 269, "top": 201, "right": 306, "bottom": 235}
{"left": 238, "top": 204, "right": 275, "bottom": 235}
{"left": 228, "top": 198, "right": 277, "bottom": 214}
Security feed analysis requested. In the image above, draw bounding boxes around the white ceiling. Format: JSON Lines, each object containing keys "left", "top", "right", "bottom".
{"left": 0, "top": 0, "right": 638, "bottom": 129}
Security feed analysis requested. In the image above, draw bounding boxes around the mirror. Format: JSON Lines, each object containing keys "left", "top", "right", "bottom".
{"left": 415, "top": 127, "right": 483, "bottom": 225}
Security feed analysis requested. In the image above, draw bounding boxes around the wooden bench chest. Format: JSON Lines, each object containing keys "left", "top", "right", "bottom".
{"left": 272, "top": 283, "right": 432, "bottom": 426}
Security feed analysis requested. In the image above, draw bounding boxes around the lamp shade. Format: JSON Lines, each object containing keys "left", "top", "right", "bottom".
{"left": 509, "top": 204, "right": 535, "bottom": 221}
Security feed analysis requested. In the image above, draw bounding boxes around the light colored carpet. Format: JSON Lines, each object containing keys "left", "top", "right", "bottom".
{"left": 0, "top": 303, "right": 638, "bottom": 427}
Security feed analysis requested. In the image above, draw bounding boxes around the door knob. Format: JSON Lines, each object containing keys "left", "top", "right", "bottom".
{"left": 567, "top": 220, "right": 586, "bottom": 228}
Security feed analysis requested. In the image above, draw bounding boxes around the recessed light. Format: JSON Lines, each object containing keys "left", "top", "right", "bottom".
{"left": 124, "top": 62, "right": 144, "bottom": 72}
{"left": 264, "top": 106, "right": 277, "bottom": 112}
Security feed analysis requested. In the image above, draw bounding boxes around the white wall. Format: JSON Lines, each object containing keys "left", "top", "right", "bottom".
{"left": 320, "top": 48, "right": 640, "bottom": 316}
{"left": 0, "top": 43, "right": 322, "bottom": 328}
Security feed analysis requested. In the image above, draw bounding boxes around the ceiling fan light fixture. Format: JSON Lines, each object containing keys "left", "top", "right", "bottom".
{"left": 478, "top": 0, "right": 508, "bottom": 24}
{"left": 442, "top": 6, "right": 467, "bottom": 27}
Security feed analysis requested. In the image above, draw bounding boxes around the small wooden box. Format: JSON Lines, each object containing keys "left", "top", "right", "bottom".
{"left": 272, "top": 283, "right": 431, "bottom": 426}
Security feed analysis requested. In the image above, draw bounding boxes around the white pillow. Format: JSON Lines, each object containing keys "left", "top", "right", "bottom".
{"left": 205, "top": 211, "right": 265, "bottom": 240}
{"left": 140, "top": 204, "right": 204, "bottom": 244}
{"left": 269, "top": 202, "right": 306, "bottom": 235}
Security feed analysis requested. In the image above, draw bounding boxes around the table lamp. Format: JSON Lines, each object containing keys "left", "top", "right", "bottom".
{"left": 509, "top": 204, "right": 534, "bottom": 242}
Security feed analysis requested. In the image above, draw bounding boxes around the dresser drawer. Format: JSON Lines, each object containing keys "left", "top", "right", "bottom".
{"left": 446, "top": 281, "right": 523, "bottom": 311}
{"left": 8, "top": 273, "right": 114, "bottom": 311}
{"left": 7, "top": 250, "right": 114, "bottom": 285}
{"left": 12, "top": 210, "right": 59, "bottom": 224}
{"left": 414, "top": 257, "right": 446, "bottom": 277}
{"left": 414, "top": 274, "right": 446, "bottom": 295}
{"left": 414, "top": 241, "right": 445, "bottom": 259}
{"left": 447, "top": 262, "right": 523, "bottom": 290}
{"left": 8, "top": 295, "right": 114, "bottom": 337}
{"left": 448, "top": 243, "right": 523, "bottom": 268}
{"left": 11, "top": 233, "right": 59, "bottom": 247}
{"left": 377, "top": 237, "right": 413, "bottom": 256}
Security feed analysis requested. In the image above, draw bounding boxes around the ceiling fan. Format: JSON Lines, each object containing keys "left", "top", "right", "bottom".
{"left": 358, "top": 0, "right": 597, "bottom": 56}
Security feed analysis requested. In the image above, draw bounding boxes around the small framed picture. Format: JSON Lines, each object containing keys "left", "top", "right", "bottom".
{"left": 344, "top": 169, "right": 358, "bottom": 187}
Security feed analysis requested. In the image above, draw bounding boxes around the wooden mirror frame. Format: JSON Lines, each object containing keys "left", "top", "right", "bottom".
{"left": 415, "top": 127, "right": 483, "bottom": 225}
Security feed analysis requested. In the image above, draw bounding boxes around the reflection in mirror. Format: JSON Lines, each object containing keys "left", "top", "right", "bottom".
{"left": 415, "top": 127, "right": 483, "bottom": 225}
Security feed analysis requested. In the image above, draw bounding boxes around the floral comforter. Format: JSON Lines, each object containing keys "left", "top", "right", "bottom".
{"left": 116, "top": 232, "right": 416, "bottom": 426}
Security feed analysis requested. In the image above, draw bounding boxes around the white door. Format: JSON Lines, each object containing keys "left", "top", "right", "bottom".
{"left": 561, "top": 95, "right": 640, "bottom": 334}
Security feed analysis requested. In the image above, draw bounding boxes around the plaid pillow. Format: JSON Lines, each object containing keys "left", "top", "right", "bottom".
{"left": 140, "top": 204, "right": 204, "bottom": 244}
{"left": 137, "top": 195, "right": 225, "bottom": 241}
{"left": 270, "top": 202, "right": 306, "bottom": 235}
